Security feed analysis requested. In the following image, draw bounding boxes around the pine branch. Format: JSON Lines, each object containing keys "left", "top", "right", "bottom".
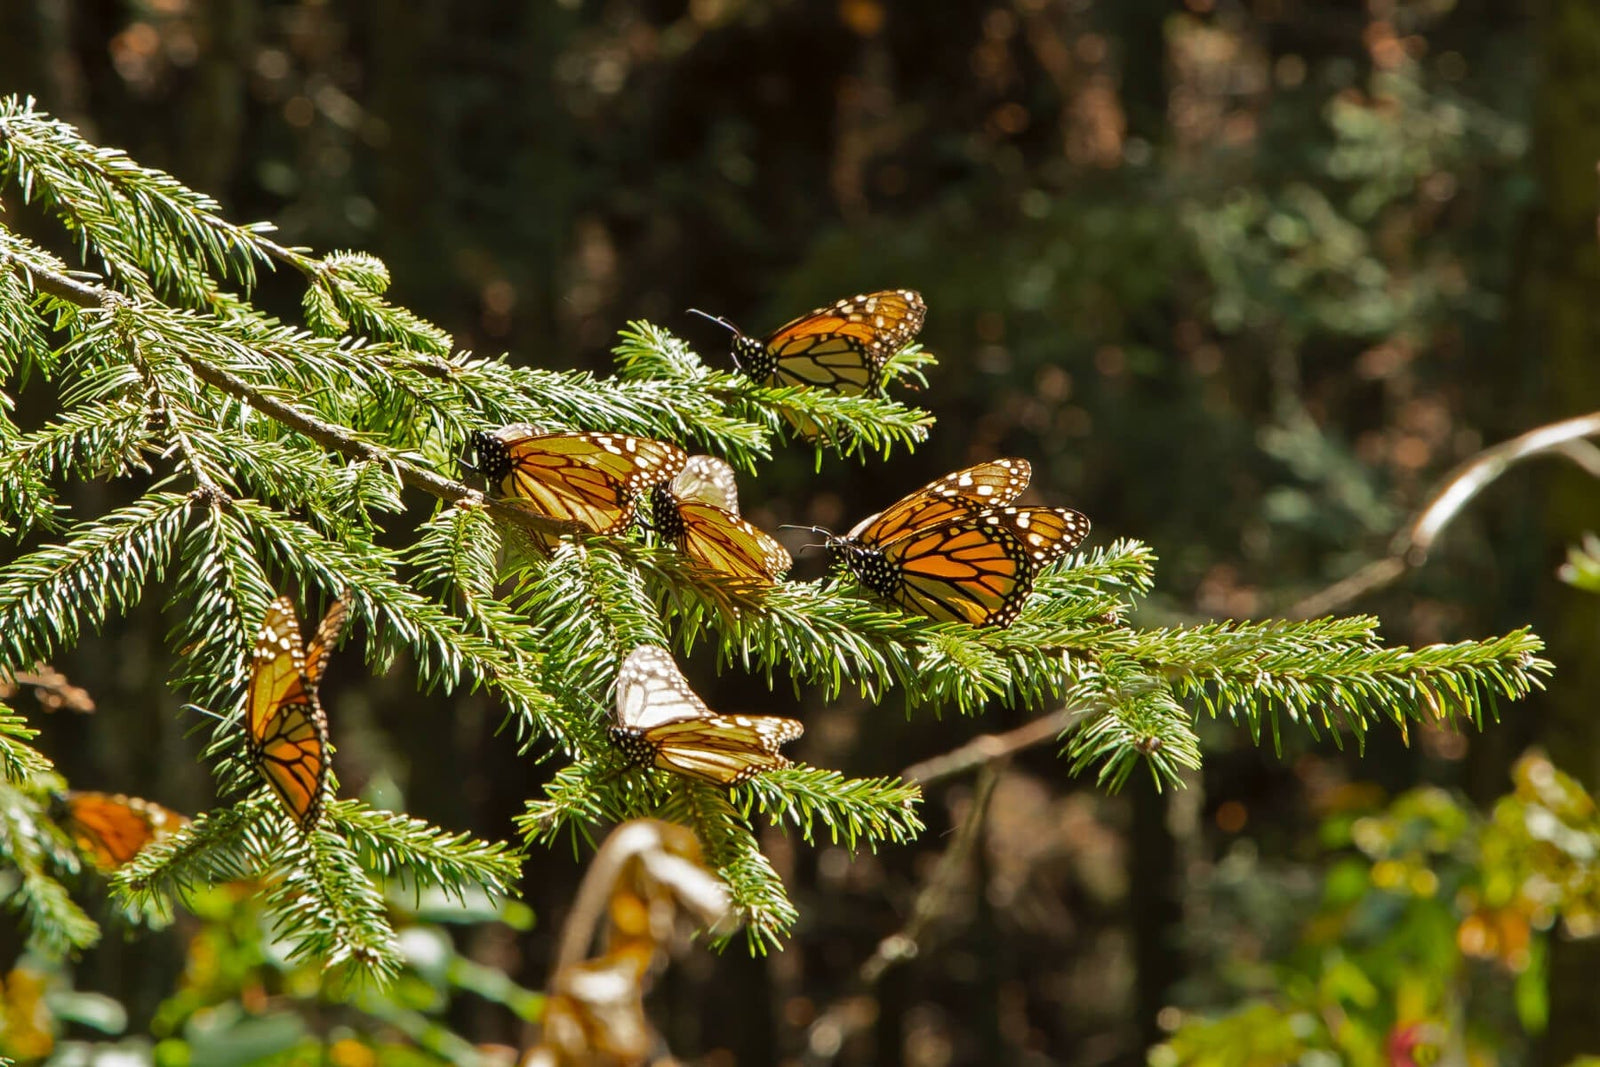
{"left": 0, "top": 397, "right": 155, "bottom": 534}
{"left": 271, "top": 827, "right": 402, "bottom": 978}
{"left": 111, "top": 802, "right": 271, "bottom": 904}
{"left": 738, "top": 768, "right": 924, "bottom": 849}
{"left": 167, "top": 501, "right": 275, "bottom": 711}
{"left": 671, "top": 784, "right": 798, "bottom": 952}
{"left": 0, "top": 781, "right": 99, "bottom": 954}
{"left": 515, "top": 761, "right": 630, "bottom": 850}
{"left": 0, "top": 96, "right": 277, "bottom": 302}
{"left": 1127, "top": 619, "right": 1552, "bottom": 747}
{"left": 0, "top": 492, "right": 191, "bottom": 670}
{"left": 0, "top": 709, "right": 55, "bottom": 795}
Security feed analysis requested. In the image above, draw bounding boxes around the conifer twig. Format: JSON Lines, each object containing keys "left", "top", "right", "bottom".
{"left": 1286, "top": 411, "right": 1600, "bottom": 618}
{"left": 2, "top": 251, "right": 566, "bottom": 534}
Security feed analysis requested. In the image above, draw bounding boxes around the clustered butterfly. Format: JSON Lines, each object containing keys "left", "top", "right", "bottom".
{"left": 462, "top": 293, "right": 1091, "bottom": 786}
{"left": 651, "top": 456, "right": 791, "bottom": 586}
{"left": 803, "top": 460, "right": 1090, "bottom": 628}
{"left": 247, "top": 594, "right": 348, "bottom": 831}
{"left": 610, "top": 645, "right": 802, "bottom": 786}
{"left": 56, "top": 791, "right": 189, "bottom": 871}
{"left": 692, "top": 288, "right": 927, "bottom": 439}
{"left": 52, "top": 292, "right": 1093, "bottom": 864}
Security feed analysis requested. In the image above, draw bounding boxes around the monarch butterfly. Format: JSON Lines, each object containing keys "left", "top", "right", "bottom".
{"left": 609, "top": 645, "right": 803, "bottom": 786}
{"left": 59, "top": 791, "right": 189, "bottom": 871}
{"left": 248, "top": 595, "right": 348, "bottom": 832}
{"left": 651, "top": 456, "right": 791, "bottom": 584}
{"left": 811, "top": 461, "right": 1090, "bottom": 627}
{"left": 693, "top": 290, "right": 926, "bottom": 436}
{"left": 671, "top": 453, "right": 742, "bottom": 515}
{"left": 471, "top": 425, "right": 688, "bottom": 536}
{"left": 844, "top": 459, "right": 1034, "bottom": 545}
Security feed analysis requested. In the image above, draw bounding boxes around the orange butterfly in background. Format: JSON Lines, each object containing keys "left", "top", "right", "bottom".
{"left": 470, "top": 425, "right": 688, "bottom": 537}
{"left": 692, "top": 290, "right": 926, "bottom": 437}
{"left": 802, "top": 459, "right": 1091, "bottom": 628}
{"left": 59, "top": 791, "right": 189, "bottom": 871}
{"left": 609, "top": 645, "right": 803, "bottom": 786}
{"left": 248, "top": 594, "right": 348, "bottom": 832}
{"left": 651, "top": 456, "right": 791, "bottom": 585}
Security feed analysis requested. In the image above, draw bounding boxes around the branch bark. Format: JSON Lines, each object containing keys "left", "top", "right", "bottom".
{"left": 1285, "top": 411, "right": 1600, "bottom": 618}
{"left": 3, "top": 251, "right": 568, "bottom": 534}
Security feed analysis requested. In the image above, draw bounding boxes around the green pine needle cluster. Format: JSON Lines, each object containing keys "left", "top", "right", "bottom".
{"left": 0, "top": 95, "right": 1554, "bottom": 969}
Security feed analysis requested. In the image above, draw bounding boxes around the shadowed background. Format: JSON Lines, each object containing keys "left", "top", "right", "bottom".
{"left": 2, "top": 1, "right": 1598, "bottom": 1063}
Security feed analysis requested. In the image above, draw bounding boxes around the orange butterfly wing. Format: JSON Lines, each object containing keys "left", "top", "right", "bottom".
{"left": 62, "top": 791, "right": 188, "bottom": 871}
{"left": 653, "top": 478, "right": 790, "bottom": 584}
{"left": 739, "top": 289, "right": 927, "bottom": 397}
{"left": 676, "top": 501, "right": 792, "bottom": 583}
{"left": 843, "top": 505, "right": 1090, "bottom": 628}
{"left": 870, "top": 519, "right": 1033, "bottom": 627}
{"left": 473, "top": 427, "right": 688, "bottom": 536}
{"left": 847, "top": 459, "right": 1033, "bottom": 545}
{"left": 610, "top": 645, "right": 803, "bottom": 786}
{"left": 303, "top": 596, "right": 349, "bottom": 689}
{"left": 248, "top": 596, "right": 333, "bottom": 831}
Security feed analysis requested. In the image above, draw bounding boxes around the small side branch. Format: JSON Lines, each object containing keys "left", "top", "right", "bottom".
{"left": 802, "top": 766, "right": 1001, "bottom": 1064}
{"left": 3, "top": 252, "right": 563, "bottom": 535}
{"left": 1286, "top": 411, "right": 1600, "bottom": 618}
{"left": 901, "top": 704, "right": 1089, "bottom": 786}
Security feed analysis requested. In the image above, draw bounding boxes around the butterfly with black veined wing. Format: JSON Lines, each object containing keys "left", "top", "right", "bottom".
{"left": 248, "top": 594, "right": 349, "bottom": 832}
{"left": 471, "top": 425, "right": 688, "bottom": 537}
{"left": 803, "top": 460, "right": 1090, "bottom": 628}
{"left": 58, "top": 791, "right": 189, "bottom": 871}
{"left": 651, "top": 456, "right": 791, "bottom": 585}
{"left": 844, "top": 458, "right": 1034, "bottom": 544}
{"left": 609, "top": 645, "right": 803, "bottom": 786}
{"left": 692, "top": 290, "right": 926, "bottom": 437}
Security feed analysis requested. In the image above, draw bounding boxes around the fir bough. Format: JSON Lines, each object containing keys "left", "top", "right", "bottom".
{"left": 0, "top": 96, "right": 1553, "bottom": 965}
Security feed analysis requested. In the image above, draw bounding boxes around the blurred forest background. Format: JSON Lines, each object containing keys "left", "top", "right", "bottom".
{"left": 3, "top": 0, "right": 1600, "bottom": 1064}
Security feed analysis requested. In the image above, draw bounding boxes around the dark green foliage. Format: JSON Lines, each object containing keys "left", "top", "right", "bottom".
{"left": 0, "top": 96, "right": 1553, "bottom": 971}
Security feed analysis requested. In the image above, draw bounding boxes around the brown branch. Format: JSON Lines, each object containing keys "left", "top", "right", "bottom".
{"left": 901, "top": 704, "right": 1090, "bottom": 786}
{"left": 791, "top": 706, "right": 1103, "bottom": 1060}
{"left": 0, "top": 664, "right": 96, "bottom": 713}
{"left": 802, "top": 765, "right": 1002, "bottom": 1064}
{"left": 4, "top": 251, "right": 566, "bottom": 534}
{"left": 1284, "top": 410, "right": 1600, "bottom": 619}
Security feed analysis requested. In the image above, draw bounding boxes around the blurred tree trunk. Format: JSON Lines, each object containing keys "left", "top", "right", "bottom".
{"left": 1130, "top": 777, "right": 1180, "bottom": 1059}
{"left": 1523, "top": 2, "right": 1600, "bottom": 1062}
{"left": 1101, "top": 0, "right": 1171, "bottom": 144}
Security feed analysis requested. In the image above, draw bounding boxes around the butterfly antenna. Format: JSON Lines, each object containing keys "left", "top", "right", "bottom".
{"left": 180, "top": 702, "right": 229, "bottom": 724}
{"left": 778, "top": 524, "right": 841, "bottom": 553}
{"left": 686, "top": 308, "right": 742, "bottom": 336}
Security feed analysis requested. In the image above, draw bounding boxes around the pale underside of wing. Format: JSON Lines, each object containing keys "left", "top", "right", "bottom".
{"left": 614, "top": 644, "right": 711, "bottom": 731}
{"left": 612, "top": 645, "right": 803, "bottom": 785}
{"left": 673, "top": 455, "right": 742, "bottom": 514}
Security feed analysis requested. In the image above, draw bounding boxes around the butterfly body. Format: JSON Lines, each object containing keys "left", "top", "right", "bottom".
{"left": 730, "top": 289, "right": 925, "bottom": 393}
{"left": 247, "top": 595, "right": 347, "bottom": 831}
{"left": 471, "top": 425, "right": 687, "bottom": 536}
{"left": 610, "top": 645, "right": 802, "bottom": 786}
{"left": 59, "top": 791, "right": 188, "bottom": 871}
{"left": 651, "top": 456, "right": 790, "bottom": 584}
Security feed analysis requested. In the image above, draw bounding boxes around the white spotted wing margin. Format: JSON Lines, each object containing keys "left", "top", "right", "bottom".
{"left": 609, "top": 645, "right": 803, "bottom": 787}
